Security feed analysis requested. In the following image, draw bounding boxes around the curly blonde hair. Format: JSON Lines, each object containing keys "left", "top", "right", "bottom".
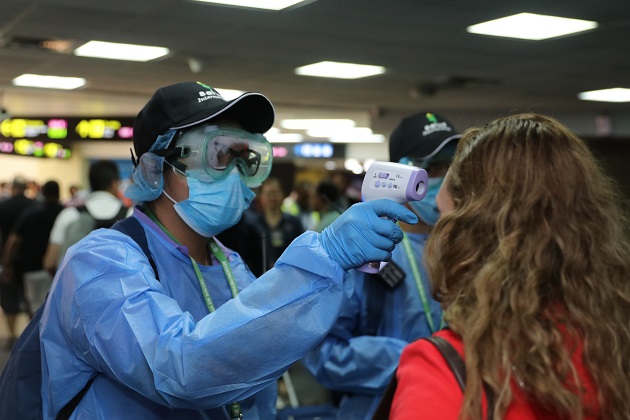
{"left": 425, "top": 113, "right": 630, "bottom": 419}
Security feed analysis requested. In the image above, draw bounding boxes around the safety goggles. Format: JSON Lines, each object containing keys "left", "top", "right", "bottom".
{"left": 157, "top": 124, "right": 273, "bottom": 187}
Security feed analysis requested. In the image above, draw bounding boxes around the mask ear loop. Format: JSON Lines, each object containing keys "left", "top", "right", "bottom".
{"left": 164, "top": 160, "right": 187, "bottom": 178}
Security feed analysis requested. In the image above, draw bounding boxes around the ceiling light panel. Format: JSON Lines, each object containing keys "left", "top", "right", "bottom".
{"left": 329, "top": 134, "right": 385, "bottom": 143}
{"left": 467, "top": 13, "right": 598, "bottom": 40}
{"left": 214, "top": 88, "right": 245, "bottom": 100}
{"left": 306, "top": 127, "right": 373, "bottom": 138}
{"left": 191, "top": 0, "right": 309, "bottom": 10}
{"left": 578, "top": 88, "right": 630, "bottom": 103}
{"left": 295, "top": 61, "right": 386, "bottom": 79}
{"left": 74, "top": 41, "right": 169, "bottom": 62}
{"left": 280, "top": 119, "right": 356, "bottom": 130}
{"left": 12, "top": 74, "right": 86, "bottom": 90}
{"left": 266, "top": 133, "right": 304, "bottom": 143}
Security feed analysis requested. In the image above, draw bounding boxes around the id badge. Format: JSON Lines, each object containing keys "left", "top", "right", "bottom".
{"left": 375, "top": 260, "right": 406, "bottom": 289}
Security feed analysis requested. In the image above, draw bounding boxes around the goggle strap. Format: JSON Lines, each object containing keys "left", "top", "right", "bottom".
{"left": 152, "top": 146, "right": 189, "bottom": 160}
{"left": 172, "top": 160, "right": 188, "bottom": 173}
{"left": 130, "top": 148, "right": 138, "bottom": 167}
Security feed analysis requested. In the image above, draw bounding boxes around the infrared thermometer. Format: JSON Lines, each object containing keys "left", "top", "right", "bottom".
{"left": 358, "top": 161, "right": 428, "bottom": 273}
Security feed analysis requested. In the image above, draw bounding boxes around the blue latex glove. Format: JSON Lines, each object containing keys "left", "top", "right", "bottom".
{"left": 319, "top": 199, "right": 418, "bottom": 270}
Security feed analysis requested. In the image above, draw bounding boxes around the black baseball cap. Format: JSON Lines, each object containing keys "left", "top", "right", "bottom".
{"left": 389, "top": 112, "right": 461, "bottom": 163}
{"left": 132, "top": 81, "right": 275, "bottom": 160}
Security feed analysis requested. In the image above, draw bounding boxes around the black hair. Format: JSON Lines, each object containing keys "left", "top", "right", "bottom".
{"left": 317, "top": 180, "right": 340, "bottom": 204}
{"left": 89, "top": 160, "right": 120, "bottom": 192}
{"left": 41, "top": 180, "right": 60, "bottom": 200}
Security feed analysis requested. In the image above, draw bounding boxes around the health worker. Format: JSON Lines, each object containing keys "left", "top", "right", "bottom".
{"left": 303, "top": 112, "right": 461, "bottom": 419}
{"left": 39, "top": 81, "right": 417, "bottom": 419}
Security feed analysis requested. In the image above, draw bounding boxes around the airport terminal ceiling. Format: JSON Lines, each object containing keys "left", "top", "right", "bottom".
{"left": 0, "top": 0, "right": 629, "bottom": 136}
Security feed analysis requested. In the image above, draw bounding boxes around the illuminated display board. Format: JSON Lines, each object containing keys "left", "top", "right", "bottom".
{"left": 272, "top": 143, "right": 345, "bottom": 160}
{"left": 0, "top": 116, "right": 135, "bottom": 159}
{"left": 0, "top": 138, "right": 71, "bottom": 159}
{"left": 0, "top": 117, "right": 346, "bottom": 161}
{"left": 0, "top": 117, "right": 135, "bottom": 141}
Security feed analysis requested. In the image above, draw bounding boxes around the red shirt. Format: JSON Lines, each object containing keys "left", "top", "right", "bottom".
{"left": 390, "top": 329, "right": 600, "bottom": 419}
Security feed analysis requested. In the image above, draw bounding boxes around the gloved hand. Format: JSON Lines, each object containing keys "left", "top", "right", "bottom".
{"left": 319, "top": 199, "right": 418, "bottom": 271}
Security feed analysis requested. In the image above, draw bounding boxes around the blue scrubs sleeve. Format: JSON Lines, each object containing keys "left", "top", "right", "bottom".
{"left": 42, "top": 230, "right": 352, "bottom": 411}
{"left": 302, "top": 273, "right": 407, "bottom": 395}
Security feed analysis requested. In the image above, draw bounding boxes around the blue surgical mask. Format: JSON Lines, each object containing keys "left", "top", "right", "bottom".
{"left": 164, "top": 172, "right": 255, "bottom": 237}
{"left": 408, "top": 176, "right": 444, "bottom": 226}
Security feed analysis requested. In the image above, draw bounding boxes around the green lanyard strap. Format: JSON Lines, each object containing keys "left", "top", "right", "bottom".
{"left": 401, "top": 233, "right": 444, "bottom": 334}
{"left": 145, "top": 209, "right": 239, "bottom": 312}
{"left": 145, "top": 210, "right": 242, "bottom": 419}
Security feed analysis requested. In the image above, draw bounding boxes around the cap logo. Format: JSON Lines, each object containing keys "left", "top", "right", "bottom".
{"left": 426, "top": 113, "right": 438, "bottom": 123}
{"left": 195, "top": 81, "right": 224, "bottom": 103}
{"left": 422, "top": 121, "right": 452, "bottom": 137}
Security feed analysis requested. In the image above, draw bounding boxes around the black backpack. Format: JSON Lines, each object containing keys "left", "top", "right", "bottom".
{"left": 0, "top": 217, "right": 157, "bottom": 420}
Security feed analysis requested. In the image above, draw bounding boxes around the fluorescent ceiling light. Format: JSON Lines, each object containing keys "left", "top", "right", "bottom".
{"left": 344, "top": 158, "right": 364, "bottom": 174}
{"left": 191, "top": 0, "right": 308, "bottom": 10}
{"left": 266, "top": 133, "right": 304, "bottom": 143}
{"left": 12, "top": 74, "right": 86, "bottom": 90}
{"left": 295, "top": 61, "right": 386, "bottom": 79}
{"left": 214, "top": 88, "right": 245, "bottom": 100}
{"left": 578, "top": 88, "right": 630, "bottom": 103}
{"left": 74, "top": 41, "right": 169, "bottom": 62}
{"left": 280, "top": 119, "right": 356, "bottom": 130}
{"left": 329, "top": 134, "right": 385, "bottom": 143}
{"left": 265, "top": 127, "right": 304, "bottom": 143}
{"left": 306, "top": 127, "right": 373, "bottom": 138}
{"left": 467, "top": 13, "right": 598, "bottom": 40}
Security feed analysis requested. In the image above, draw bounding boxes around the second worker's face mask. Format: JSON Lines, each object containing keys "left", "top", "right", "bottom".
{"left": 408, "top": 176, "right": 444, "bottom": 226}
{"left": 399, "top": 154, "right": 454, "bottom": 227}
{"left": 164, "top": 170, "right": 255, "bottom": 238}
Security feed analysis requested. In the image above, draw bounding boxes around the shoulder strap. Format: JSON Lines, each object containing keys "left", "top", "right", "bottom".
{"left": 373, "top": 335, "right": 496, "bottom": 420}
{"left": 110, "top": 217, "right": 159, "bottom": 281}
{"left": 372, "top": 370, "right": 398, "bottom": 419}
{"left": 424, "top": 336, "right": 466, "bottom": 390}
{"left": 424, "top": 335, "right": 495, "bottom": 420}
{"left": 372, "top": 336, "right": 466, "bottom": 420}
{"left": 56, "top": 376, "right": 96, "bottom": 420}
{"left": 93, "top": 205, "right": 129, "bottom": 230}
{"left": 115, "top": 205, "right": 128, "bottom": 219}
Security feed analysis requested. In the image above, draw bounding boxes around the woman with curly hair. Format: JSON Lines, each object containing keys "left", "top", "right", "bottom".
{"left": 389, "top": 113, "right": 630, "bottom": 419}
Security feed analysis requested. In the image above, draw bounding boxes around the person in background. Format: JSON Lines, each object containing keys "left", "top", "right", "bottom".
{"left": 38, "top": 81, "right": 417, "bottom": 419}
{"left": 63, "top": 184, "right": 84, "bottom": 207}
{"left": 390, "top": 113, "right": 630, "bottom": 419}
{"left": 330, "top": 169, "right": 356, "bottom": 211}
{"left": 43, "top": 160, "right": 126, "bottom": 273}
{"left": 241, "top": 177, "right": 304, "bottom": 276}
{"left": 282, "top": 180, "right": 317, "bottom": 231}
{"left": 311, "top": 179, "right": 343, "bottom": 233}
{"left": 25, "top": 180, "right": 41, "bottom": 199}
{"left": 0, "top": 175, "right": 34, "bottom": 348}
{"left": 0, "top": 182, "right": 11, "bottom": 200}
{"left": 303, "top": 111, "right": 461, "bottom": 418}
{"left": 1, "top": 180, "right": 64, "bottom": 315}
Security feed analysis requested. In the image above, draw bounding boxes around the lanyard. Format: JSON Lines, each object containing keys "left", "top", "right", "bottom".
{"left": 401, "top": 233, "right": 444, "bottom": 334}
{"left": 145, "top": 210, "right": 243, "bottom": 419}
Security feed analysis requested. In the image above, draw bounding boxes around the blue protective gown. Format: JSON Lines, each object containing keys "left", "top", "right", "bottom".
{"left": 302, "top": 232, "right": 443, "bottom": 419}
{"left": 40, "top": 208, "right": 352, "bottom": 419}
